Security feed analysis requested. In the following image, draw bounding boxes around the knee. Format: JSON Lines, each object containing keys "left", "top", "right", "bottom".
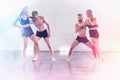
{"left": 24, "top": 45, "right": 27, "bottom": 49}
{"left": 48, "top": 45, "right": 51, "bottom": 49}
{"left": 34, "top": 42, "right": 39, "bottom": 46}
{"left": 91, "top": 46, "right": 94, "bottom": 50}
{"left": 93, "top": 44, "right": 98, "bottom": 49}
{"left": 70, "top": 47, "right": 74, "bottom": 51}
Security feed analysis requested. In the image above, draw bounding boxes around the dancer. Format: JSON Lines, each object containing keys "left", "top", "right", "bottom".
{"left": 13, "top": 7, "right": 41, "bottom": 61}
{"left": 30, "top": 11, "right": 56, "bottom": 61}
{"left": 66, "top": 14, "right": 96, "bottom": 61}
{"left": 85, "top": 9, "right": 102, "bottom": 61}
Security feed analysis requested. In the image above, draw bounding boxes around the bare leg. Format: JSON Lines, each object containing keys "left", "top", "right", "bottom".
{"left": 23, "top": 37, "right": 28, "bottom": 60}
{"left": 33, "top": 37, "right": 40, "bottom": 59}
{"left": 67, "top": 40, "right": 79, "bottom": 61}
{"left": 44, "top": 37, "right": 56, "bottom": 61}
{"left": 84, "top": 41, "right": 97, "bottom": 59}
{"left": 30, "top": 35, "right": 41, "bottom": 61}
{"left": 91, "top": 38, "right": 102, "bottom": 61}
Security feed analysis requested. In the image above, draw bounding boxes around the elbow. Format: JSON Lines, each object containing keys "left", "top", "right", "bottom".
{"left": 13, "top": 23, "right": 16, "bottom": 27}
{"left": 47, "top": 24, "right": 50, "bottom": 27}
{"left": 75, "top": 29, "right": 78, "bottom": 33}
{"left": 75, "top": 31, "right": 77, "bottom": 33}
{"left": 13, "top": 24, "right": 17, "bottom": 27}
{"left": 13, "top": 23, "right": 15, "bottom": 26}
{"left": 13, "top": 22, "right": 16, "bottom": 27}
{"left": 13, "top": 23, "right": 18, "bottom": 27}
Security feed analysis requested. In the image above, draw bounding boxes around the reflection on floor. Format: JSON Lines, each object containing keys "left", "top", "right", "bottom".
{"left": 0, "top": 51, "right": 120, "bottom": 80}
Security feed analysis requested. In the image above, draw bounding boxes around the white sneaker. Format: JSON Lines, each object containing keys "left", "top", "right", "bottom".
{"left": 66, "top": 58, "right": 70, "bottom": 62}
{"left": 52, "top": 58, "right": 56, "bottom": 61}
{"left": 32, "top": 56, "right": 37, "bottom": 62}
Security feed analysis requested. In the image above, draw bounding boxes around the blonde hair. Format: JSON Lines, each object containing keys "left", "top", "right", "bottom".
{"left": 20, "top": 6, "right": 28, "bottom": 16}
{"left": 86, "top": 9, "right": 92, "bottom": 14}
{"left": 86, "top": 9, "right": 93, "bottom": 17}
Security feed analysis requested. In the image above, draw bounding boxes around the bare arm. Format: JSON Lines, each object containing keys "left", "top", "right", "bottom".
{"left": 28, "top": 15, "right": 34, "bottom": 24}
{"left": 75, "top": 24, "right": 79, "bottom": 33}
{"left": 43, "top": 18, "right": 50, "bottom": 35}
{"left": 13, "top": 16, "right": 21, "bottom": 28}
{"left": 29, "top": 18, "right": 34, "bottom": 24}
{"left": 88, "top": 18, "right": 97, "bottom": 25}
{"left": 13, "top": 16, "right": 24, "bottom": 33}
{"left": 13, "top": 15, "right": 31, "bottom": 28}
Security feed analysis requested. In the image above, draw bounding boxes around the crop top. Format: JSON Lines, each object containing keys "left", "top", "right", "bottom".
{"left": 20, "top": 18, "right": 30, "bottom": 25}
{"left": 87, "top": 24, "right": 98, "bottom": 28}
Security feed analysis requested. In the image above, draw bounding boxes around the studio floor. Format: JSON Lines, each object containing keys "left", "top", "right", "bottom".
{"left": 0, "top": 51, "right": 120, "bottom": 80}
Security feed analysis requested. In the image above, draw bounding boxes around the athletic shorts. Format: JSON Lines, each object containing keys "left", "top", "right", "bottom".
{"left": 36, "top": 29, "right": 48, "bottom": 38}
{"left": 22, "top": 26, "right": 34, "bottom": 37}
{"left": 76, "top": 36, "right": 89, "bottom": 43}
{"left": 89, "top": 29, "right": 99, "bottom": 38}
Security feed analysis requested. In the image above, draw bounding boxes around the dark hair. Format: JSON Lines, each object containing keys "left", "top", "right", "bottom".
{"left": 32, "top": 11, "right": 38, "bottom": 17}
{"left": 77, "top": 14, "right": 82, "bottom": 16}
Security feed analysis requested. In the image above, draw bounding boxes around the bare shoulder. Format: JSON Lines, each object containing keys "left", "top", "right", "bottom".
{"left": 75, "top": 23, "right": 78, "bottom": 26}
{"left": 85, "top": 19, "right": 89, "bottom": 22}
{"left": 86, "top": 18, "right": 89, "bottom": 21}
{"left": 93, "top": 18, "right": 96, "bottom": 20}
{"left": 75, "top": 23, "right": 79, "bottom": 27}
{"left": 17, "top": 16, "right": 21, "bottom": 21}
{"left": 39, "top": 15, "right": 44, "bottom": 19}
{"left": 83, "top": 21, "right": 87, "bottom": 25}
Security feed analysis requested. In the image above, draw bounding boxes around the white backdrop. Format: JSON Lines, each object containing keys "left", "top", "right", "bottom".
{"left": 0, "top": 0, "right": 120, "bottom": 51}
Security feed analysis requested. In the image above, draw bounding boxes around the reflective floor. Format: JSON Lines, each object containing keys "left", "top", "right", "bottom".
{"left": 0, "top": 51, "right": 120, "bottom": 80}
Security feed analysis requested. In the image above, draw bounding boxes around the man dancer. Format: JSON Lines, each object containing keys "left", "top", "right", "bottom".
{"left": 31, "top": 11, "right": 56, "bottom": 61}
{"left": 66, "top": 14, "right": 96, "bottom": 61}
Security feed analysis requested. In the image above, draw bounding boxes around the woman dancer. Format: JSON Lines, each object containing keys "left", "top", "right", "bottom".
{"left": 13, "top": 7, "right": 41, "bottom": 61}
{"left": 86, "top": 9, "right": 102, "bottom": 61}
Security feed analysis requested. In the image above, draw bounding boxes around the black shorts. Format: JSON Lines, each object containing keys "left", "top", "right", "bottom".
{"left": 36, "top": 29, "right": 48, "bottom": 38}
{"left": 22, "top": 26, "right": 34, "bottom": 37}
{"left": 76, "top": 36, "right": 89, "bottom": 43}
{"left": 89, "top": 30, "right": 99, "bottom": 38}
